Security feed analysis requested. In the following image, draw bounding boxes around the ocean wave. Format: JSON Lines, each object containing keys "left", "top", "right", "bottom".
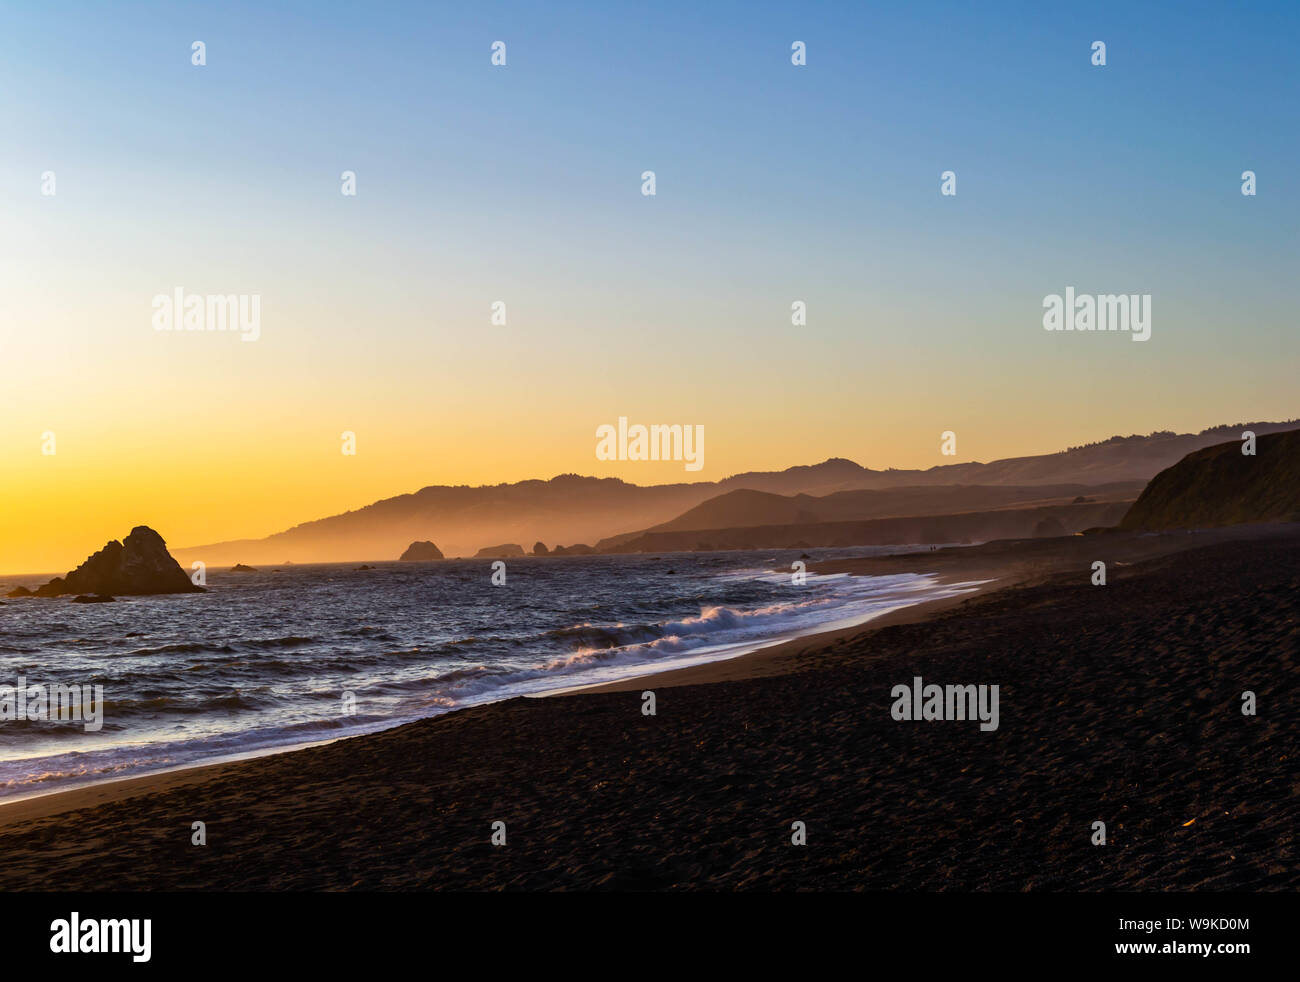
{"left": 544, "top": 597, "right": 838, "bottom": 654}
{"left": 97, "top": 690, "right": 270, "bottom": 715}
{"left": 419, "top": 577, "right": 982, "bottom": 705}
{"left": 129, "top": 642, "right": 236, "bottom": 656}
{"left": 241, "top": 636, "right": 317, "bottom": 649}
{"left": 545, "top": 622, "right": 664, "bottom": 649}
{"left": 0, "top": 559, "right": 979, "bottom": 802}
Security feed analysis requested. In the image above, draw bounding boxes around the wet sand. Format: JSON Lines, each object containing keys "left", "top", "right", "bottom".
{"left": 1, "top": 524, "right": 1296, "bottom": 890}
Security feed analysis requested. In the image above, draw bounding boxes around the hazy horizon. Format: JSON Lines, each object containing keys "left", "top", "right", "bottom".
{"left": 4, "top": 416, "right": 1295, "bottom": 576}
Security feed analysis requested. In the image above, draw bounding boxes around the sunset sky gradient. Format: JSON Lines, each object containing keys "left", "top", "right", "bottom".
{"left": 2, "top": 0, "right": 1297, "bottom": 573}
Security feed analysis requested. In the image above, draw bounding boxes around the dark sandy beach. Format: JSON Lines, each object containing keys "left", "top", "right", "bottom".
{"left": 0, "top": 524, "right": 1296, "bottom": 890}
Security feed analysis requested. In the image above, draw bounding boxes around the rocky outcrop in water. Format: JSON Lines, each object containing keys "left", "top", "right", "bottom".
{"left": 399, "top": 541, "right": 444, "bottom": 561}
{"left": 31, "top": 526, "right": 203, "bottom": 597}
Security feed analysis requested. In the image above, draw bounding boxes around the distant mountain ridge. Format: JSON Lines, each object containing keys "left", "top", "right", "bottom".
{"left": 624, "top": 482, "right": 1143, "bottom": 537}
{"left": 172, "top": 420, "right": 1299, "bottom": 565}
{"left": 600, "top": 500, "right": 1133, "bottom": 554}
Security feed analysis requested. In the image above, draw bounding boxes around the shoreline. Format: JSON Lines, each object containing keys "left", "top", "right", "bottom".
{"left": 542, "top": 522, "right": 1287, "bottom": 694}
{"left": 560, "top": 576, "right": 998, "bottom": 694}
{"left": 0, "top": 757, "right": 250, "bottom": 826}
{"left": 0, "top": 563, "right": 984, "bottom": 823}
{"left": 1, "top": 522, "right": 1295, "bottom": 861}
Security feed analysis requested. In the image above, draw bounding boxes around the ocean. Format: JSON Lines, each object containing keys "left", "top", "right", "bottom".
{"left": 0, "top": 548, "right": 977, "bottom": 801}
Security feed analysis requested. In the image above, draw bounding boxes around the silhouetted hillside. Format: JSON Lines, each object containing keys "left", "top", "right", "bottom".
{"left": 601, "top": 501, "right": 1131, "bottom": 553}
{"left": 637, "top": 483, "right": 1141, "bottom": 535}
{"left": 1120, "top": 428, "right": 1300, "bottom": 530}
{"left": 173, "top": 420, "right": 1298, "bottom": 565}
{"left": 715, "top": 421, "right": 1300, "bottom": 491}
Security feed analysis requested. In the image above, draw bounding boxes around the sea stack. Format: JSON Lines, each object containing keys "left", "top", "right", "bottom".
{"left": 399, "top": 541, "right": 444, "bottom": 561}
{"left": 32, "top": 526, "right": 204, "bottom": 597}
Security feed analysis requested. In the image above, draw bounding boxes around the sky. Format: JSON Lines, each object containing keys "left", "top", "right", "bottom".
{"left": 1, "top": 0, "right": 1297, "bottom": 573}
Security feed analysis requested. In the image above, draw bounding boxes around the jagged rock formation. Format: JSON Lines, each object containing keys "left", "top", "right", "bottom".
{"left": 30, "top": 526, "right": 203, "bottom": 597}
{"left": 532, "top": 541, "right": 549, "bottom": 556}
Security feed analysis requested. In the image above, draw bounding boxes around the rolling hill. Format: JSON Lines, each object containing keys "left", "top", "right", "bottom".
{"left": 173, "top": 420, "right": 1299, "bottom": 564}
{"left": 623, "top": 482, "right": 1142, "bottom": 536}
{"left": 1120, "top": 428, "right": 1300, "bottom": 530}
